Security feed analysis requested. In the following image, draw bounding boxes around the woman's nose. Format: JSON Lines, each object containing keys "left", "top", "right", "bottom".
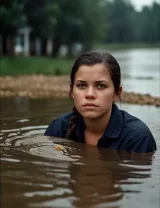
{"left": 85, "top": 87, "right": 96, "bottom": 99}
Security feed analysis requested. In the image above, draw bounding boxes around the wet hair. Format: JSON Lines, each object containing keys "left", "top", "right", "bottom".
{"left": 66, "top": 51, "right": 121, "bottom": 139}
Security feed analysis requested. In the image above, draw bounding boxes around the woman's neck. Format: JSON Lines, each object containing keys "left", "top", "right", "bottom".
{"left": 83, "top": 109, "right": 112, "bottom": 135}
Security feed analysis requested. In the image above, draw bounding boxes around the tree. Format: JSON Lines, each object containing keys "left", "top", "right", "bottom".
{"left": 140, "top": 3, "right": 160, "bottom": 43}
{"left": 24, "top": 0, "right": 59, "bottom": 55}
{"left": 150, "top": 2, "right": 160, "bottom": 43}
{"left": 0, "top": 0, "right": 26, "bottom": 55}
{"left": 1, "top": 0, "right": 107, "bottom": 56}
{"left": 52, "top": 0, "right": 107, "bottom": 56}
{"left": 133, "top": 2, "right": 160, "bottom": 43}
{"left": 51, "top": 0, "right": 85, "bottom": 56}
{"left": 82, "top": 0, "right": 107, "bottom": 50}
{"left": 105, "top": 0, "right": 135, "bottom": 43}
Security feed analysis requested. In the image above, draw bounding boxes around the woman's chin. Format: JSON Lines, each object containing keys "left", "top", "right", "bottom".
{"left": 82, "top": 112, "right": 100, "bottom": 119}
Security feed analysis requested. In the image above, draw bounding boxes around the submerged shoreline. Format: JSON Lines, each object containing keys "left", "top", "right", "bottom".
{"left": 0, "top": 75, "right": 160, "bottom": 107}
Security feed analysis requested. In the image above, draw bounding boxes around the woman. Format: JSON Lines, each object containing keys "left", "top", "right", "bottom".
{"left": 44, "top": 51, "right": 156, "bottom": 153}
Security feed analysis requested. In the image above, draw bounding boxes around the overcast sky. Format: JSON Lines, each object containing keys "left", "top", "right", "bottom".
{"left": 130, "top": 0, "right": 160, "bottom": 11}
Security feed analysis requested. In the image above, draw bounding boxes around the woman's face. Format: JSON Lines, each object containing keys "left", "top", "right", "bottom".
{"left": 72, "top": 63, "right": 120, "bottom": 120}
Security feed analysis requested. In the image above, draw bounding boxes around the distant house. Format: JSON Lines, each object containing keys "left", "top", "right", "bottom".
{"left": 3, "top": 26, "right": 83, "bottom": 57}
{"left": 15, "top": 27, "right": 32, "bottom": 56}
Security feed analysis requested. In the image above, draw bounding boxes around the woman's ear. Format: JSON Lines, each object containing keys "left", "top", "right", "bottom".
{"left": 119, "top": 86, "right": 123, "bottom": 94}
{"left": 113, "top": 86, "right": 123, "bottom": 102}
{"left": 70, "top": 84, "right": 74, "bottom": 98}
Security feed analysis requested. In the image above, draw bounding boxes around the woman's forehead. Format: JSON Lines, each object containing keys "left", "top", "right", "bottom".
{"left": 74, "top": 64, "right": 111, "bottom": 80}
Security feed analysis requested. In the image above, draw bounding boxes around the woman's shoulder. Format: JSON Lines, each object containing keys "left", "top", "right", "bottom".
{"left": 44, "top": 112, "right": 73, "bottom": 137}
{"left": 121, "top": 110, "right": 152, "bottom": 136}
{"left": 119, "top": 109, "right": 156, "bottom": 152}
{"left": 55, "top": 112, "right": 73, "bottom": 122}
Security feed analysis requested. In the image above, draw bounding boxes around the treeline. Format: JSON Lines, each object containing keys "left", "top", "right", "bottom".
{"left": 106, "top": 0, "right": 160, "bottom": 43}
{"left": 0, "top": 0, "right": 160, "bottom": 56}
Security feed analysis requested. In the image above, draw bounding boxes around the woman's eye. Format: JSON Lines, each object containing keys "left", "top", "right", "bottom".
{"left": 97, "top": 84, "right": 106, "bottom": 89}
{"left": 77, "top": 84, "right": 86, "bottom": 88}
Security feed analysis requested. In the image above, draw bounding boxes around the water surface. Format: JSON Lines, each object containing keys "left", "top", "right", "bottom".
{"left": 1, "top": 98, "right": 160, "bottom": 208}
{"left": 109, "top": 48, "right": 160, "bottom": 96}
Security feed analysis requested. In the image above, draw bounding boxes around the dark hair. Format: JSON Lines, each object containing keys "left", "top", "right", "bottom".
{"left": 66, "top": 51, "right": 121, "bottom": 139}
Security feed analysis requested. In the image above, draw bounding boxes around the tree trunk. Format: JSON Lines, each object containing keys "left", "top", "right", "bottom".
{"left": 67, "top": 43, "right": 72, "bottom": 58}
{"left": 8, "top": 36, "right": 15, "bottom": 57}
{"left": 2, "top": 34, "right": 8, "bottom": 55}
{"left": 52, "top": 36, "right": 61, "bottom": 57}
{"left": 41, "top": 38, "right": 47, "bottom": 56}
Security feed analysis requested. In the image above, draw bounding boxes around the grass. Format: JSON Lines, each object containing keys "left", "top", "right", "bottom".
{"left": 0, "top": 56, "right": 74, "bottom": 76}
{"left": 1, "top": 43, "right": 159, "bottom": 76}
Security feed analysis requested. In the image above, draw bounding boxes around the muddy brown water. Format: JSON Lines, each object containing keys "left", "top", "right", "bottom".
{"left": 0, "top": 97, "right": 160, "bottom": 208}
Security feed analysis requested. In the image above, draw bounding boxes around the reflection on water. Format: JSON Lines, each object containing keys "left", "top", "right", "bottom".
{"left": 1, "top": 98, "right": 160, "bottom": 208}
{"left": 109, "top": 49, "right": 160, "bottom": 96}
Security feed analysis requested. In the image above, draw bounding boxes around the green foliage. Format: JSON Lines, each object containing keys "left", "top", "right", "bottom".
{"left": 24, "top": 0, "right": 59, "bottom": 37}
{"left": 0, "top": 0, "right": 26, "bottom": 35}
{"left": 136, "top": 3, "right": 160, "bottom": 43}
{"left": 82, "top": 0, "right": 107, "bottom": 49}
{"left": 105, "top": 0, "right": 160, "bottom": 44}
{"left": 0, "top": 57, "right": 74, "bottom": 76}
{"left": 0, "top": 0, "right": 159, "bottom": 54}
{"left": 105, "top": 0, "right": 135, "bottom": 43}
{"left": 52, "top": 0, "right": 84, "bottom": 44}
{"left": 51, "top": 0, "right": 107, "bottom": 51}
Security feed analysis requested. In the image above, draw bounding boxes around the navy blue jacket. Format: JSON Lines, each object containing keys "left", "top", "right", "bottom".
{"left": 44, "top": 104, "right": 156, "bottom": 153}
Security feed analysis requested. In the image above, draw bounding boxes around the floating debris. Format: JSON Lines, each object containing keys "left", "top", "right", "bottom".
{"left": 53, "top": 144, "right": 66, "bottom": 151}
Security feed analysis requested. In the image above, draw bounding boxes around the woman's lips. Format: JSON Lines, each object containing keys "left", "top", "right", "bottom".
{"left": 82, "top": 103, "right": 98, "bottom": 109}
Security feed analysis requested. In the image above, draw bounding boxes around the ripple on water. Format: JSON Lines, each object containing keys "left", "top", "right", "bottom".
{"left": 1, "top": 99, "right": 160, "bottom": 208}
{"left": 1, "top": 125, "right": 78, "bottom": 162}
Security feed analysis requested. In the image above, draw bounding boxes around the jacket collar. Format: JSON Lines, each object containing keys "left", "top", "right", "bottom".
{"left": 102, "top": 104, "right": 123, "bottom": 139}
{"left": 76, "top": 104, "right": 123, "bottom": 141}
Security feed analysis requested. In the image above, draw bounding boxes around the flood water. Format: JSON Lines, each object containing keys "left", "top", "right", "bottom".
{"left": 1, "top": 97, "right": 160, "bottom": 208}
{"left": 1, "top": 48, "right": 160, "bottom": 208}
{"left": 109, "top": 48, "right": 160, "bottom": 97}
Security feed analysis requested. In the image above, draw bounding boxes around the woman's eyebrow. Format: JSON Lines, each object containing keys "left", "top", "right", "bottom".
{"left": 75, "top": 80, "right": 109, "bottom": 84}
{"left": 95, "top": 80, "right": 109, "bottom": 84}
{"left": 75, "top": 80, "right": 86, "bottom": 83}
